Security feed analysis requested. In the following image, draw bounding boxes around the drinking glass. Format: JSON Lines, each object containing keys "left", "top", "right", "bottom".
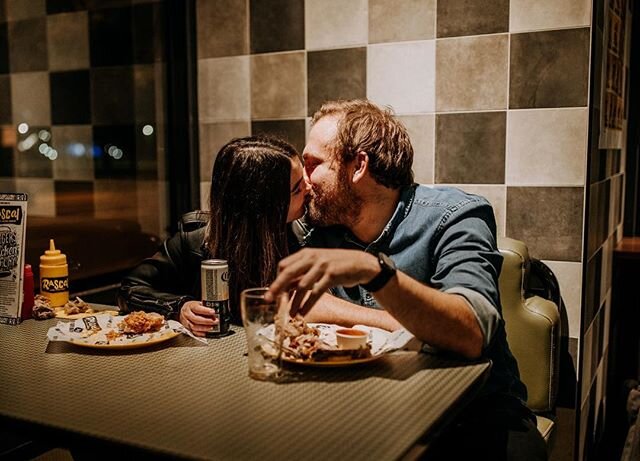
{"left": 240, "top": 288, "right": 288, "bottom": 381}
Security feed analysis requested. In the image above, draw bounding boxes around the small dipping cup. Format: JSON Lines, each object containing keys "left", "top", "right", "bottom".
{"left": 335, "top": 328, "right": 368, "bottom": 350}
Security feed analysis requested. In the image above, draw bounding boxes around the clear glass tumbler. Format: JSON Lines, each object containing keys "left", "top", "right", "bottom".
{"left": 240, "top": 288, "right": 287, "bottom": 381}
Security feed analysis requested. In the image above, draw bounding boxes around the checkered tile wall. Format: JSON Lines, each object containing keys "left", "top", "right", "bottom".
{"left": 195, "top": 0, "right": 594, "bottom": 346}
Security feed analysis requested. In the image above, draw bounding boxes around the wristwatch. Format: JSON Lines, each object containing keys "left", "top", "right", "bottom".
{"left": 360, "top": 252, "right": 397, "bottom": 292}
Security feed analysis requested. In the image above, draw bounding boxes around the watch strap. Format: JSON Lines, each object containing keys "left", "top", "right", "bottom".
{"left": 360, "top": 252, "right": 396, "bottom": 292}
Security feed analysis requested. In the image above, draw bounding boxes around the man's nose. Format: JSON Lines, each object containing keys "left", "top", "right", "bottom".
{"left": 303, "top": 171, "right": 312, "bottom": 190}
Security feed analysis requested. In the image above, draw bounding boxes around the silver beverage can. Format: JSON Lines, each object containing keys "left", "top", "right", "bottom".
{"left": 201, "top": 259, "right": 231, "bottom": 337}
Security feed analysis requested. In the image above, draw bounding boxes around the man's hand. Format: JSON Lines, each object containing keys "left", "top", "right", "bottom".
{"left": 179, "top": 301, "right": 218, "bottom": 337}
{"left": 266, "top": 248, "right": 380, "bottom": 316}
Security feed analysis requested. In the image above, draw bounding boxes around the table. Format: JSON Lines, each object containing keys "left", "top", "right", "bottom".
{"left": 0, "top": 312, "right": 490, "bottom": 460}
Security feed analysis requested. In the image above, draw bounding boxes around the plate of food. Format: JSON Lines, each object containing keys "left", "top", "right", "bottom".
{"left": 272, "top": 316, "right": 413, "bottom": 367}
{"left": 46, "top": 311, "right": 204, "bottom": 350}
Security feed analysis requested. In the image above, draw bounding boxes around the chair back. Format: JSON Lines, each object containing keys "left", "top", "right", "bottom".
{"left": 498, "top": 237, "right": 561, "bottom": 413}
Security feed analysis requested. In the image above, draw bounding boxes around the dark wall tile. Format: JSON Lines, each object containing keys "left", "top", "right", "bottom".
{"left": 92, "top": 124, "right": 136, "bottom": 179}
{"left": 50, "top": 70, "right": 91, "bottom": 124}
{"left": 0, "top": 23, "right": 9, "bottom": 74}
{"left": 0, "top": 75, "right": 10, "bottom": 123}
{"left": 592, "top": 27, "right": 603, "bottom": 110}
{"left": 435, "top": 112, "right": 505, "bottom": 184}
{"left": 588, "top": 110, "right": 602, "bottom": 184}
{"left": 506, "top": 186, "right": 584, "bottom": 261}
{"left": 586, "top": 179, "right": 609, "bottom": 258}
{"left": 8, "top": 18, "right": 48, "bottom": 72}
{"left": 584, "top": 249, "right": 601, "bottom": 331}
{"left": 510, "top": 28, "right": 590, "bottom": 109}
{"left": 250, "top": 0, "right": 303, "bottom": 54}
{"left": 86, "top": 0, "right": 132, "bottom": 10}
{"left": 46, "top": 0, "right": 88, "bottom": 14}
{"left": 609, "top": 149, "right": 622, "bottom": 176}
{"left": 14, "top": 126, "right": 53, "bottom": 177}
{"left": 437, "top": 0, "right": 508, "bottom": 38}
{"left": 89, "top": 7, "right": 133, "bottom": 67}
{"left": 611, "top": 173, "right": 623, "bottom": 232}
{"left": 91, "top": 67, "right": 134, "bottom": 125}
{"left": 197, "top": 0, "right": 247, "bottom": 58}
{"left": 133, "top": 3, "right": 162, "bottom": 64}
{"left": 0, "top": 145, "right": 12, "bottom": 176}
{"left": 251, "top": 119, "right": 305, "bottom": 154}
{"left": 307, "top": 47, "right": 366, "bottom": 117}
{"left": 54, "top": 179, "right": 94, "bottom": 216}
{"left": 0, "top": 0, "right": 6, "bottom": 22}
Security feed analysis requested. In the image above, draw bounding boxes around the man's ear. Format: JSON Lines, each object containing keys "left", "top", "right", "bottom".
{"left": 352, "top": 151, "right": 369, "bottom": 184}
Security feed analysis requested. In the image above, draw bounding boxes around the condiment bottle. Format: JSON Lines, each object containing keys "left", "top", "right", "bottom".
{"left": 39, "top": 239, "right": 69, "bottom": 307}
{"left": 21, "top": 264, "right": 35, "bottom": 321}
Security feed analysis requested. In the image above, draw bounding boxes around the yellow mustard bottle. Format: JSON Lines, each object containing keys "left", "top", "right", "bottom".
{"left": 39, "top": 239, "right": 69, "bottom": 307}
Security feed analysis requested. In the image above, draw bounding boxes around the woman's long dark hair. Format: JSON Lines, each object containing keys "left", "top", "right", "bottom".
{"left": 206, "top": 136, "right": 301, "bottom": 319}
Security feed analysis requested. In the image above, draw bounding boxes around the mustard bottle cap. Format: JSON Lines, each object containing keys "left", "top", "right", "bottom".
{"left": 40, "top": 239, "right": 67, "bottom": 266}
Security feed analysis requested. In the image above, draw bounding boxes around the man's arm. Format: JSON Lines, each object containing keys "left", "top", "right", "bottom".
{"left": 267, "top": 248, "right": 484, "bottom": 359}
{"left": 302, "top": 292, "right": 404, "bottom": 332}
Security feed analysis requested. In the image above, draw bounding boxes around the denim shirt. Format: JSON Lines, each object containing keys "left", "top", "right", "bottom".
{"left": 296, "top": 184, "right": 528, "bottom": 403}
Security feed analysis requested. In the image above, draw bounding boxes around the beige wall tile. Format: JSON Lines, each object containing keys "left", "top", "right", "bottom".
{"left": 305, "top": 0, "right": 367, "bottom": 50}
{"left": 198, "top": 56, "right": 250, "bottom": 123}
{"left": 398, "top": 114, "right": 434, "bottom": 184}
{"left": 11, "top": 72, "right": 51, "bottom": 126}
{"left": 251, "top": 52, "right": 305, "bottom": 119}
{"left": 436, "top": 35, "right": 508, "bottom": 111}
{"left": 602, "top": 293, "right": 610, "bottom": 354}
{"left": 15, "top": 178, "right": 55, "bottom": 217}
{"left": 580, "top": 324, "right": 592, "bottom": 404}
{"left": 199, "top": 121, "right": 250, "bottom": 181}
{"left": 136, "top": 179, "right": 168, "bottom": 238}
{"left": 510, "top": 0, "right": 591, "bottom": 32}
{"left": 0, "top": 179, "right": 17, "bottom": 192}
{"left": 51, "top": 125, "right": 93, "bottom": 181}
{"left": 47, "top": 12, "right": 89, "bottom": 71}
{"left": 200, "top": 181, "right": 211, "bottom": 211}
{"left": 600, "top": 236, "right": 612, "bottom": 307}
{"left": 369, "top": 0, "right": 435, "bottom": 43}
{"left": 543, "top": 260, "right": 583, "bottom": 339}
{"left": 507, "top": 108, "right": 588, "bottom": 186}
{"left": 456, "top": 185, "right": 506, "bottom": 237}
{"left": 367, "top": 41, "right": 435, "bottom": 114}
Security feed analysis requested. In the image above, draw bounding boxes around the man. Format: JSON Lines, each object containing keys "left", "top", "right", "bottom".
{"left": 267, "top": 99, "right": 547, "bottom": 460}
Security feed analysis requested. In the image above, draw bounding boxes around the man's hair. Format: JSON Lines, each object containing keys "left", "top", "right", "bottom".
{"left": 206, "top": 135, "right": 300, "bottom": 319}
{"left": 311, "top": 99, "right": 414, "bottom": 189}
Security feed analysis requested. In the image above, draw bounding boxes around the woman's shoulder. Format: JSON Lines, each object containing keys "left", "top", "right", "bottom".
{"left": 163, "top": 212, "right": 209, "bottom": 259}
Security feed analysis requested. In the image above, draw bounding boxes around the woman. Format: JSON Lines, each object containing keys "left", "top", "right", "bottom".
{"left": 117, "top": 136, "right": 310, "bottom": 336}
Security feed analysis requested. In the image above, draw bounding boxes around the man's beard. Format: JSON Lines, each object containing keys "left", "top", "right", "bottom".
{"left": 306, "top": 166, "right": 363, "bottom": 228}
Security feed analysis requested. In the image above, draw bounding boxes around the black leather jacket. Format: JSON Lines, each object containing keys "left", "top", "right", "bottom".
{"left": 117, "top": 211, "right": 303, "bottom": 320}
{"left": 117, "top": 211, "right": 210, "bottom": 319}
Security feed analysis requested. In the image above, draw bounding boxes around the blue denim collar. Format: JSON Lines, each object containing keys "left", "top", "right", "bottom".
{"left": 345, "top": 184, "right": 417, "bottom": 252}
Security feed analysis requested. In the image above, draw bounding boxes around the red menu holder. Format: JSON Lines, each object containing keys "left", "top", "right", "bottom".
{"left": 21, "top": 264, "right": 35, "bottom": 321}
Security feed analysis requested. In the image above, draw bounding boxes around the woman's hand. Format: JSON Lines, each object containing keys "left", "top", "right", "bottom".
{"left": 179, "top": 301, "right": 218, "bottom": 337}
